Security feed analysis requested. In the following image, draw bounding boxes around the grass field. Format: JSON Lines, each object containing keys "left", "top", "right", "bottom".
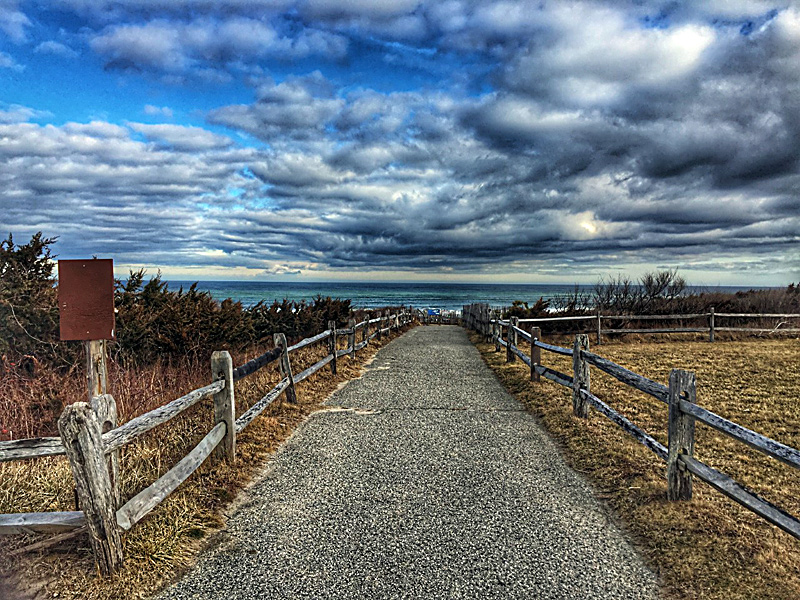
{"left": 0, "top": 326, "right": 411, "bottom": 600}
{"left": 473, "top": 332, "right": 800, "bottom": 600}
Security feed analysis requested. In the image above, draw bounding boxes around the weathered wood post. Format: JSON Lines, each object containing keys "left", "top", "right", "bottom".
{"left": 211, "top": 350, "right": 235, "bottom": 463}
{"left": 365, "top": 313, "right": 371, "bottom": 345}
{"left": 327, "top": 321, "right": 338, "bottom": 374}
{"left": 90, "top": 393, "right": 120, "bottom": 507}
{"left": 572, "top": 334, "right": 590, "bottom": 418}
{"left": 530, "top": 326, "right": 541, "bottom": 382}
{"left": 506, "top": 317, "right": 518, "bottom": 363}
{"left": 377, "top": 312, "right": 383, "bottom": 341}
{"left": 493, "top": 313, "right": 501, "bottom": 352}
{"left": 58, "top": 403, "right": 123, "bottom": 575}
{"left": 709, "top": 307, "right": 715, "bottom": 343}
{"left": 596, "top": 311, "right": 602, "bottom": 345}
{"left": 274, "top": 333, "right": 298, "bottom": 403}
{"left": 86, "top": 340, "right": 108, "bottom": 401}
{"left": 87, "top": 340, "right": 117, "bottom": 507}
{"left": 667, "top": 369, "right": 696, "bottom": 501}
{"left": 348, "top": 318, "right": 356, "bottom": 358}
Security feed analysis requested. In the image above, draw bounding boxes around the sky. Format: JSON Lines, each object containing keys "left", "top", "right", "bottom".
{"left": 0, "top": 1, "right": 799, "bottom": 286}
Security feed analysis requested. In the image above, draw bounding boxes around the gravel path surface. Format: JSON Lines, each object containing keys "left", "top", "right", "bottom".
{"left": 158, "top": 326, "right": 659, "bottom": 600}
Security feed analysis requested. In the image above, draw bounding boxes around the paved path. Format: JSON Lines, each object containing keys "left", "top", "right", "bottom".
{"left": 159, "top": 326, "right": 659, "bottom": 599}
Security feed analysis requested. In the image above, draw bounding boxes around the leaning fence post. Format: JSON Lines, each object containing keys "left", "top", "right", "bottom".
{"left": 348, "top": 318, "right": 356, "bottom": 358}
{"left": 274, "top": 333, "right": 298, "bottom": 403}
{"left": 328, "top": 321, "right": 338, "bottom": 374}
{"left": 506, "top": 316, "right": 518, "bottom": 363}
{"left": 90, "top": 394, "right": 120, "bottom": 507}
{"left": 530, "top": 327, "right": 541, "bottom": 382}
{"left": 58, "top": 403, "right": 123, "bottom": 575}
{"left": 709, "top": 307, "right": 715, "bottom": 343}
{"left": 668, "top": 369, "right": 696, "bottom": 501}
{"left": 211, "top": 350, "right": 235, "bottom": 463}
{"left": 572, "top": 334, "right": 590, "bottom": 418}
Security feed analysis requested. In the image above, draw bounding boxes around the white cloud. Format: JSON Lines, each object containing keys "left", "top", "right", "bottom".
{"left": 128, "top": 122, "right": 233, "bottom": 151}
{"left": 34, "top": 41, "right": 80, "bottom": 58}
{"left": 143, "top": 104, "right": 174, "bottom": 118}
{"left": 0, "top": 50, "right": 23, "bottom": 71}
{"left": 0, "top": 104, "right": 51, "bottom": 123}
{"left": 90, "top": 16, "right": 348, "bottom": 75}
{"left": 505, "top": 4, "right": 715, "bottom": 106}
{"left": 0, "top": 0, "right": 30, "bottom": 42}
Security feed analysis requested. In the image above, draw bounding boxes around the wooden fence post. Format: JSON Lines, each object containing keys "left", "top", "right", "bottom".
{"left": 596, "top": 311, "right": 602, "bottom": 345}
{"left": 348, "top": 318, "right": 356, "bottom": 358}
{"left": 90, "top": 394, "right": 120, "bottom": 508}
{"left": 328, "top": 321, "right": 338, "bottom": 374}
{"left": 377, "top": 312, "right": 383, "bottom": 340}
{"left": 668, "top": 369, "right": 696, "bottom": 501}
{"left": 274, "top": 333, "right": 298, "bottom": 403}
{"left": 530, "top": 327, "right": 541, "bottom": 382}
{"left": 85, "top": 340, "right": 108, "bottom": 401}
{"left": 506, "top": 316, "right": 518, "bottom": 363}
{"left": 58, "top": 403, "right": 123, "bottom": 575}
{"left": 709, "top": 307, "right": 715, "bottom": 343}
{"left": 211, "top": 350, "right": 235, "bottom": 463}
{"left": 493, "top": 314, "right": 501, "bottom": 352}
{"left": 572, "top": 334, "right": 590, "bottom": 418}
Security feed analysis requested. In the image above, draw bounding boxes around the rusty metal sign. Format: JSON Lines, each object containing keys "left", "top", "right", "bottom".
{"left": 58, "top": 259, "right": 116, "bottom": 341}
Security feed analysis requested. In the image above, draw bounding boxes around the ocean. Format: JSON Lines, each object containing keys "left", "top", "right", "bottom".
{"left": 166, "top": 281, "right": 766, "bottom": 312}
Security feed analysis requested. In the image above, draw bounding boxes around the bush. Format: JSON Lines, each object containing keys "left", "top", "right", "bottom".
{"left": 0, "top": 233, "right": 62, "bottom": 367}
{"left": 0, "top": 233, "right": 359, "bottom": 370}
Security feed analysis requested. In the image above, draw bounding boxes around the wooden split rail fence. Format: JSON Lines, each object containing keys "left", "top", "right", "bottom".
{"left": 0, "top": 311, "right": 413, "bottom": 574}
{"left": 464, "top": 312, "right": 800, "bottom": 540}
{"left": 462, "top": 303, "right": 800, "bottom": 344}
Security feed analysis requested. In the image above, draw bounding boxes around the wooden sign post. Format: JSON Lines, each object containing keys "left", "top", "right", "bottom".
{"left": 57, "top": 259, "right": 120, "bottom": 510}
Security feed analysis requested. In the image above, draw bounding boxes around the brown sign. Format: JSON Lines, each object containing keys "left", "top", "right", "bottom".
{"left": 58, "top": 259, "right": 116, "bottom": 341}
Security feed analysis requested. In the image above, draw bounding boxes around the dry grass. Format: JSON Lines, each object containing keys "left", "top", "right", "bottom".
{"left": 0, "top": 326, "right": 412, "bottom": 599}
{"left": 473, "top": 332, "right": 800, "bottom": 600}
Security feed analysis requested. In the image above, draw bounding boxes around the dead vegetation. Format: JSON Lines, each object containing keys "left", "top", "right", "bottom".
{"left": 473, "top": 332, "right": 800, "bottom": 600}
{"left": 0, "top": 326, "right": 411, "bottom": 600}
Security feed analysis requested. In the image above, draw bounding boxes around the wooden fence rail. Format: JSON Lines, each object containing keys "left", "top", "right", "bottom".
{"left": 0, "top": 311, "right": 414, "bottom": 574}
{"left": 462, "top": 303, "right": 800, "bottom": 345}
{"left": 463, "top": 310, "right": 800, "bottom": 541}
